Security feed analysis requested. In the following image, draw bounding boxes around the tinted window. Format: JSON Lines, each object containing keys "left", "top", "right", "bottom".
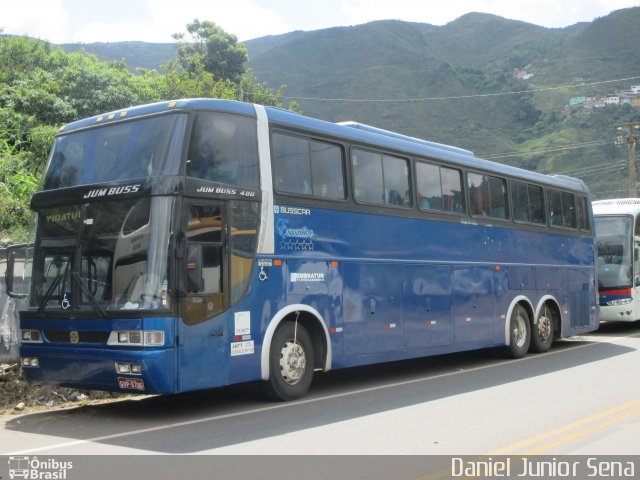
{"left": 416, "top": 161, "right": 464, "bottom": 213}
{"left": 352, "top": 149, "right": 410, "bottom": 207}
{"left": 272, "top": 133, "right": 345, "bottom": 199}
{"left": 548, "top": 189, "right": 577, "bottom": 228}
{"left": 468, "top": 172, "right": 508, "bottom": 219}
{"left": 45, "top": 114, "right": 186, "bottom": 189}
{"left": 576, "top": 196, "right": 591, "bottom": 231}
{"left": 187, "top": 112, "right": 259, "bottom": 188}
{"left": 511, "top": 181, "right": 545, "bottom": 224}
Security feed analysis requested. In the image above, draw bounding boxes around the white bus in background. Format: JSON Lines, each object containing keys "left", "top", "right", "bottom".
{"left": 593, "top": 198, "right": 640, "bottom": 322}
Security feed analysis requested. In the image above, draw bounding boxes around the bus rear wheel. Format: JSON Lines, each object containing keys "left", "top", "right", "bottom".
{"left": 530, "top": 304, "right": 554, "bottom": 353}
{"left": 266, "top": 321, "right": 314, "bottom": 401}
{"left": 505, "top": 304, "right": 530, "bottom": 358}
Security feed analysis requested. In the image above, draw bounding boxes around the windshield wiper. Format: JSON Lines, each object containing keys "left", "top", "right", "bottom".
{"left": 38, "top": 269, "right": 66, "bottom": 312}
{"left": 73, "top": 271, "right": 108, "bottom": 317}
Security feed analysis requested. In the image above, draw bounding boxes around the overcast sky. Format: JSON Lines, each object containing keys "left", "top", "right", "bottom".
{"left": 2, "top": 0, "right": 639, "bottom": 43}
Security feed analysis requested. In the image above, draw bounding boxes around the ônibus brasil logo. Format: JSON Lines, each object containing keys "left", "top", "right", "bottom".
{"left": 8, "top": 456, "right": 73, "bottom": 480}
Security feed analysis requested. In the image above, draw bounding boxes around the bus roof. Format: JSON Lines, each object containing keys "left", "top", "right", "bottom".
{"left": 336, "top": 121, "right": 475, "bottom": 157}
{"left": 593, "top": 198, "right": 640, "bottom": 216}
{"left": 264, "top": 104, "right": 588, "bottom": 194}
{"left": 58, "top": 98, "right": 589, "bottom": 195}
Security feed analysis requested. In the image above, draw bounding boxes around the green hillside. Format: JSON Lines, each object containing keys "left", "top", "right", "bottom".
{"left": 60, "top": 41, "right": 178, "bottom": 71}
{"left": 243, "top": 10, "right": 640, "bottom": 199}
{"left": 50, "top": 7, "right": 640, "bottom": 199}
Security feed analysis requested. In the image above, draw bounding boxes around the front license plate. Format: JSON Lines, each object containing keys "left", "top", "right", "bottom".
{"left": 117, "top": 377, "right": 145, "bottom": 391}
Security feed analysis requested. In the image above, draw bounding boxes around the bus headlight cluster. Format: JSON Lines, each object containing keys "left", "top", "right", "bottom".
{"left": 21, "top": 357, "right": 39, "bottom": 367}
{"left": 115, "top": 362, "right": 142, "bottom": 374}
{"left": 21, "top": 329, "right": 43, "bottom": 343}
{"left": 108, "top": 330, "right": 165, "bottom": 346}
{"left": 606, "top": 298, "right": 633, "bottom": 306}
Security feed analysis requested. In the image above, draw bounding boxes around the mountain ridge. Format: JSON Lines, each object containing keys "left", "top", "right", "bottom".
{"left": 52, "top": 8, "right": 640, "bottom": 198}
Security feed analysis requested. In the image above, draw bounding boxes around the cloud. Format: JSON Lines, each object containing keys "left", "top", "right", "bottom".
{"left": 148, "top": 0, "right": 294, "bottom": 41}
{"left": 1, "top": 0, "right": 70, "bottom": 43}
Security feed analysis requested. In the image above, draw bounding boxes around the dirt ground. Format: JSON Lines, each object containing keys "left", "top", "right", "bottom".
{"left": 0, "top": 363, "right": 126, "bottom": 416}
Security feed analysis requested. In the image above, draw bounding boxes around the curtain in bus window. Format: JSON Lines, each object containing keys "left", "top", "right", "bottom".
{"left": 187, "top": 113, "right": 259, "bottom": 188}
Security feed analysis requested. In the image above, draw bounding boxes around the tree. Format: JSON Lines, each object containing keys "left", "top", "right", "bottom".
{"left": 173, "top": 19, "right": 248, "bottom": 82}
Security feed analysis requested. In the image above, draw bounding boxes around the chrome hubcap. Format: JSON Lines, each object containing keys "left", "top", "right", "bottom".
{"left": 537, "top": 311, "right": 552, "bottom": 343}
{"left": 513, "top": 312, "right": 527, "bottom": 348}
{"left": 279, "top": 340, "right": 306, "bottom": 385}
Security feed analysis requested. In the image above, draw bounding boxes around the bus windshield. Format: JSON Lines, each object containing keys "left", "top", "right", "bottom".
{"left": 43, "top": 114, "right": 187, "bottom": 190}
{"left": 595, "top": 215, "right": 633, "bottom": 289}
{"left": 30, "top": 196, "right": 174, "bottom": 312}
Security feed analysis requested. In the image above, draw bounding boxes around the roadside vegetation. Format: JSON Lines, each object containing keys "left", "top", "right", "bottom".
{"left": 0, "top": 19, "right": 296, "bottom": 244}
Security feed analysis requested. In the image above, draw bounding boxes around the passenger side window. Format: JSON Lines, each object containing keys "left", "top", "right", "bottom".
{"left": 468, "top": 172, "right": 508, "bottom": 219}
{"left": 352, "top": 149, "right": 410, "bottom": 207}
{"left": 416, "top": 161, "right": 464, "bottom": 213}
{"left": 511, "top": 181, "right": 545, "bottom": 224}
{"left": 548, "top": 189, "right": 577, "bottom": 229}
{"left": 186, "top": 112, "right": 259, "bottom": 188}
{"left": 576, "top": 196, "right": 591, "bottom": 232}
{"left": 272, "top": 132, "right": 345, "bottom": 199}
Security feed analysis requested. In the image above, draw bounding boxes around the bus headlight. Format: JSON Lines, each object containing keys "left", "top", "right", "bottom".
{"left": 21, "top": 357, "right": 39, "bottom": 367}
{"left": 606, "top": 298, "right": 633, "bottom": 306}
{"left": 115, "top": 362, "right": 143, "bottom": 374}
{"left": 108, "top": 330, "right": 165, "bottom": 346}
{"left": 144, "top": 331, "right": 164, "bottom": 346}
{"left": 21, "top": 329, "right": 43, "bottom": 343}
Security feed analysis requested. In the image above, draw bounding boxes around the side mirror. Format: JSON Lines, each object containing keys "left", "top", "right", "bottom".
{"left": 5, "top": 244, "right": 32, "bottom": 298}
{"left": 186, "top": 244, "right": 204, "bottom": 293}
{"left": 635, "top": 275, "right": 640, "bottom": 288}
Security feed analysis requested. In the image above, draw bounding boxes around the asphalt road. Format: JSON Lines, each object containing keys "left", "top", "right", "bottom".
{"left": 1, "top": 322, "right": 639, "bottom": 478}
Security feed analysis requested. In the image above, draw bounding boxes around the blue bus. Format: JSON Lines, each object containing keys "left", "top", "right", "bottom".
{"left": 6, "top": 99, "right": 599, "bottom": 400}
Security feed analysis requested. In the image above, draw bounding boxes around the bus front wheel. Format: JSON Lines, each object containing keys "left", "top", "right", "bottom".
{"left": 266, "top": 321, "right": 314, "bottom": 401}
{"left": 505, "top": 304, "right": 530, "bottom": 358}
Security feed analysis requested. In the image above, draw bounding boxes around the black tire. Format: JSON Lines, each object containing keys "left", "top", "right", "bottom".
{"left": 504, "top": 304, "right": 530, "bottom": 358}
{"left": 530, "top": 304, "right": 554, "bottom": 353}
{"left": 265, "top": 321, "right": 314, "bottom": 401}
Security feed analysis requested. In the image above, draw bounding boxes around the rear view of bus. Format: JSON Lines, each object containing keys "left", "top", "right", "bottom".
{"left": 593, "top": 198, "right": 640, "bottom": 322}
